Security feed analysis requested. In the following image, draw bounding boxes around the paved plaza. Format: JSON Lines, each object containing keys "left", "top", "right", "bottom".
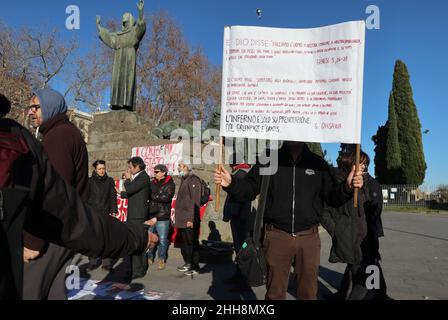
{"left": 70, "top": 211, "right": 448, "bottom": 300}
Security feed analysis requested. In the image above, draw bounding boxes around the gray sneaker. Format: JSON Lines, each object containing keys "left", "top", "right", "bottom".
{"left": 177, "top": 263, "right": 190, "bottom": 272}
{"left": 184, "top": 268, "right": 199, "bottom": 276}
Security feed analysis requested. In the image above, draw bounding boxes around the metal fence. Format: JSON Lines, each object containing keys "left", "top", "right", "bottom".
{"left": 380, "top": 184, "right": 448, "bottom": 209}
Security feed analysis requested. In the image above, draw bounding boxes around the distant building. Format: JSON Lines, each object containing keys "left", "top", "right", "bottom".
{"left": 67, "top": 108, "right": 93, "bottom": 143}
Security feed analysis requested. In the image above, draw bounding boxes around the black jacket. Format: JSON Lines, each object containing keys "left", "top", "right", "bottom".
{"left": 223, "top": 168, "right": 251, "bottom": 222}
{"left": 364, "top": 173, "right": 384, "bottom": 238}
{"left": 225, "top": 144, "right": 352, "bottom": 234}
{"left": 121, "top": 171, "right": 151, "bottom": 222}
{"left": 320, "top": 170, "right": 384, "bottom": 265}
{"left": 0, "top": 119, "right": 148, "bottom": 299}
{"left": 320, "top": 168, "right": 368, "bottom": 264}
{"left": 149, "top": 175, "right": 175, "bottom": 221}
{"left": 87, "top": 172, "right": 118, "bottom": 215}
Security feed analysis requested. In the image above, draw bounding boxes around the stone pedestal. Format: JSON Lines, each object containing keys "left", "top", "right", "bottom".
{"left": 87, "top": 110, "right": 155, "bottom": 179}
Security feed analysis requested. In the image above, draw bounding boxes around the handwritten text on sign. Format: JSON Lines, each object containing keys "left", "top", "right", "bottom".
{"left": 220, "top": 21, "right": 365, "bottom": 143}
{"left": 132, "top": 143, "right": 183, "bottom": 177}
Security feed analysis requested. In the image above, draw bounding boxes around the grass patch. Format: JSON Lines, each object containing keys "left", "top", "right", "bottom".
{"left": 384, "top": 205, "right": 448, "bottom": 214}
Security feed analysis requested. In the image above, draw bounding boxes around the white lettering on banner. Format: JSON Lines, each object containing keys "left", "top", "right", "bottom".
{"left": 132, "top": 143, "right": 183, "bottom": 177}
{"left": 220, "top": 21, "right": 365, "bottom": 144}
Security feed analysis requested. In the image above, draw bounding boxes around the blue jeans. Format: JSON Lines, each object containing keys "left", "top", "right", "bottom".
{"left": 147, "top": 220, "right": 170, "bottom": 261}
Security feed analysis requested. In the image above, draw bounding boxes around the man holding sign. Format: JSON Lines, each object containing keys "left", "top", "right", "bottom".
{"left": 216, "top": 21, "right": 366, "bottom": 299}
{"left": 214, "top": 141, "right": 363, "bottom": 300}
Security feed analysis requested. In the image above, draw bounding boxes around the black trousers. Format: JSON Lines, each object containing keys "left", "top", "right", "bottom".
{"left": 128, "top": 219, "right": 148, "bottom": 278}
{"left": 339, "top": 261, "right": 388, "bottom": 300}
{"left": 88, "top": 257, "right": 117, "bottom": 268}
{"left": 179, "top": 227, "right": 200, "bottom": 269}
{"left": 230, "top": 216, "right": 248, "bottom": 254}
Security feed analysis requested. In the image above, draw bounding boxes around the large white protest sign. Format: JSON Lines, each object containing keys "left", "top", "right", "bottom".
{"left": 132, "top": 143, "right": 183, "bottom": 177}
{"left": 220, "top": 21, "right": 365, "bottom": 143}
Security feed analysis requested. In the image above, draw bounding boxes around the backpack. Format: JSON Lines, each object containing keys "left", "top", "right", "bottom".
{"left": 195, "top": 175, "right": 211, "bottom": 206}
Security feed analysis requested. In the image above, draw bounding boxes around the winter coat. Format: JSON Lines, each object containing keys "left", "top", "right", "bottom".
{"left": 0, "top": 119, "right": 148, "bottom": 300}
{"left": 149, "top": 175, "right": 175, "bottom": 221}
{"left": 39, "top": 113, "right": 89, "bottom": 201}
{"left": 224, "top": 144, "right": 352, "bottom": 234}
{"left": 174, "top": 173, "right": 201, "bottom": 228}
{"left": 121, "top": 171, "right": 151, "bottom": 222}
{"left": 87, "top": 171, "right": 118, "bottom": 215}
{"left": 25, "top": 92, "right": 89, "bottom": 298}
{"left": 319, "top": 167, "right": 368, "bottom": 265}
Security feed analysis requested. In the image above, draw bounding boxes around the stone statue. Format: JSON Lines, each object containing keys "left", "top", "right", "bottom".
{"left": 96, "top": 0, "right": 146, "bottom": 111}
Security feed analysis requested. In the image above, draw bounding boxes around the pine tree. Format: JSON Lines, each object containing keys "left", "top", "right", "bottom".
{"left": 385, "top": 92, "right": 402, "bottom": 183}
{"left": 392, "top": 60, "right": 426, "bottom": 185}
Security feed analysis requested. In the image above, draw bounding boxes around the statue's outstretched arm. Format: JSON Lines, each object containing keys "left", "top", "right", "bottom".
{"left": 137, "top": 0, "right": 145, "bottom": 24}
{"left": 135, "top": 0, "right": 146, "bottom": 40}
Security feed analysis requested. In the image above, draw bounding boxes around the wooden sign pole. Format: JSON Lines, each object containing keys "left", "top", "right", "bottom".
{"left": 215, "top": 136, "right": 224, "bottom": 212}
{"left": 354, "top": 143, "right": 361, "bottom": 208}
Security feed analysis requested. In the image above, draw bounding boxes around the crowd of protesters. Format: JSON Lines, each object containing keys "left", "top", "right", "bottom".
{"left": 1, "top": 90, "right": 389, "bottom": 300}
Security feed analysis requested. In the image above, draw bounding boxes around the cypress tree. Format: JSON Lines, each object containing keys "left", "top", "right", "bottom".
{"left": 372, "top": 60, "right": 426, "bottom": 185}
{"left": 372, "top": 124, "right": 388, "bottom": 183}
{"left": 385, "top": 92, "right": 402, "bottom": 182}
{"left": 392, "top": 60, "right": 426, "bottom": 185}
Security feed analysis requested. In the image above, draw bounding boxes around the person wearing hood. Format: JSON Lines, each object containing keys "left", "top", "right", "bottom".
{"left": 24, "top": 88, "right": 89, "bottom": 299}
{"left": 86, "top": 160, "right": 118, "bottom": 272}
{"left": 146, "top": 164, "right": 176, "bottom": 270}
{"left": 0, "top": 94, "right": 158, "bottom": 299}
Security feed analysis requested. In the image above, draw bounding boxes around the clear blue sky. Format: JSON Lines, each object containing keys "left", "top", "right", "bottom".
{"left": 2, "top": 0, "right": 447, "bottom": 186}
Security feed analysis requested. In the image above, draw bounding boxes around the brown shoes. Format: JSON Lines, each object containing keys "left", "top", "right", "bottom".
{"left": 158, "top": 260, "right": 166, "bottom": 270}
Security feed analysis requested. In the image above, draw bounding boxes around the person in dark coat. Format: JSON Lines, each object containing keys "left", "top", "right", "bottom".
{"left": 23, "top": 88, "right": 90, "bottom": 300}
{"left": 121, "top": 156, "right": 151, "bottom": 279}
{"left": 0, "top": 110, "right": 158, "bottom": 300}
{"left": 222, "top": 161, "right": 252, "bottom": 286}
{"left": 321, "top": 150, "right": 389, "bottom": 300}
{"left": 174, "top": 161, "right": 202, "bottom": 276}
{"left": 147, "top": 164, "right": 175, "bottom": 270}
{"left": 86, "top": 160, "right": 118, "bottom": 271}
